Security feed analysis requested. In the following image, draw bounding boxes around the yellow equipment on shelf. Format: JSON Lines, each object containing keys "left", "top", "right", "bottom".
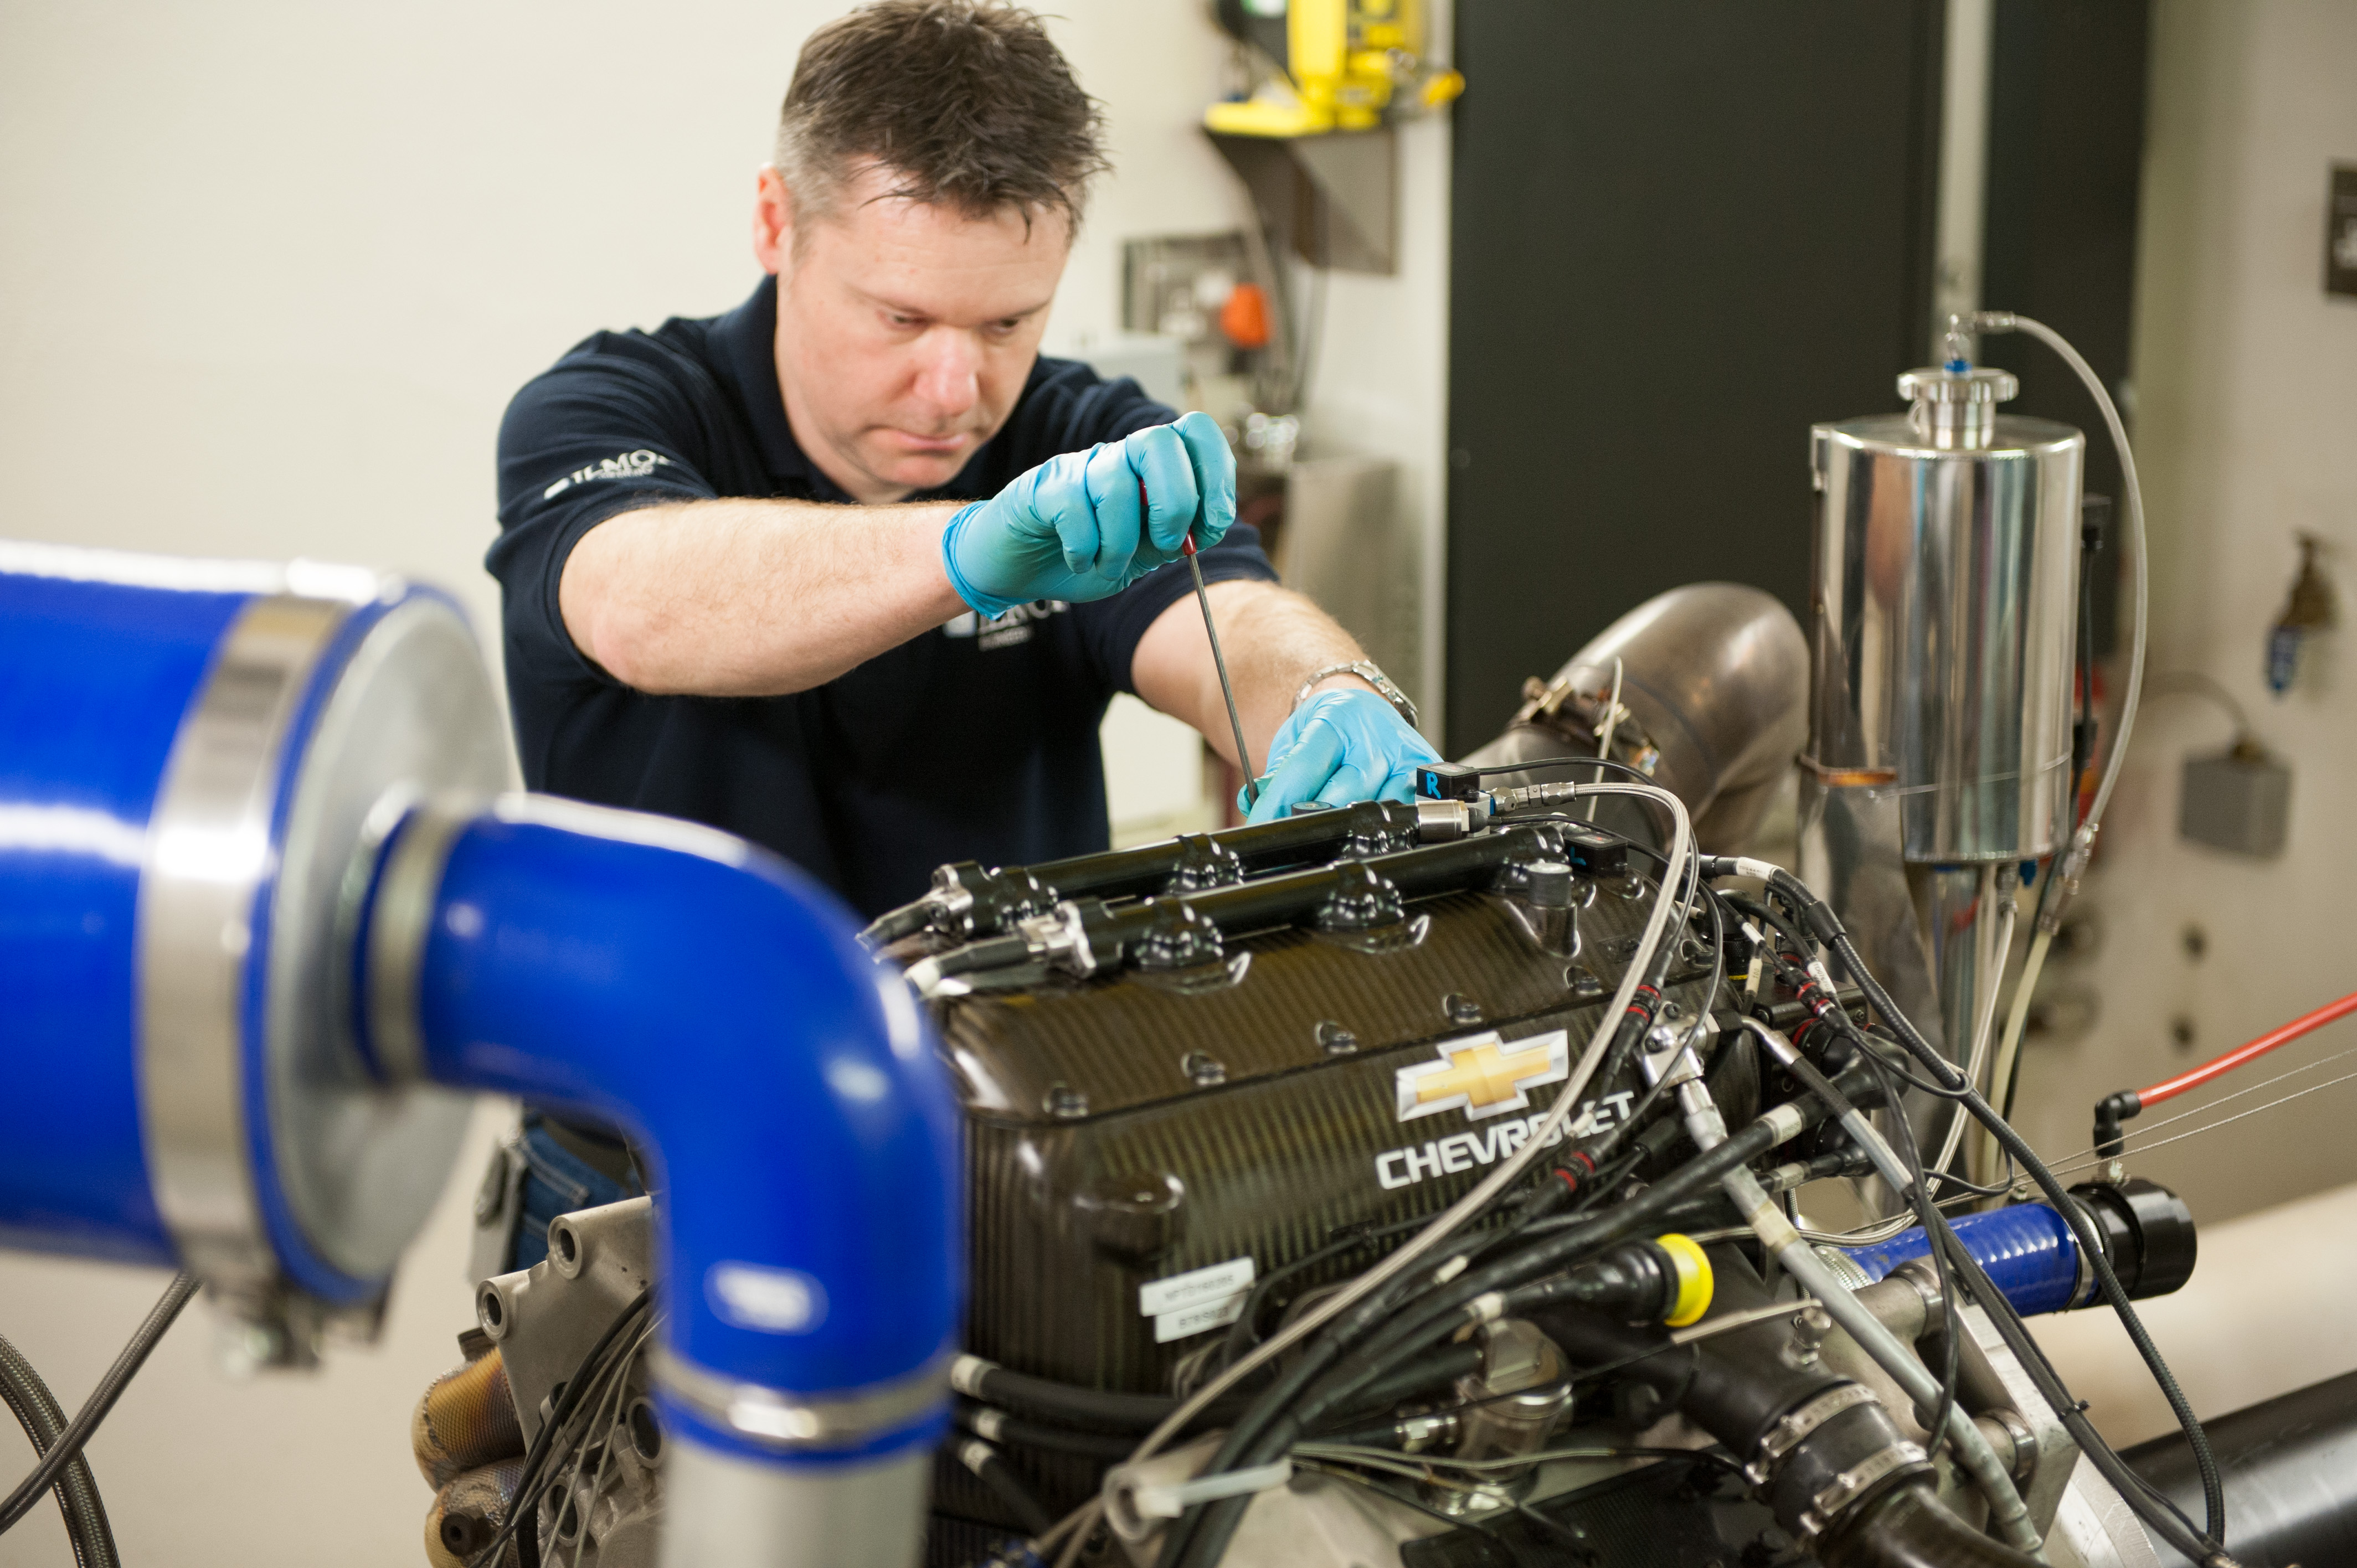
{"left": 1206, "top": 0, "right": 1464, "bottom": 139}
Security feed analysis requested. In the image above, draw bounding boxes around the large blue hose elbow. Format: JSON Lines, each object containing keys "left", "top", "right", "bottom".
{"left": 0, "top": 543, "right": 961, "bottom": 1565}
{"left": 364, "top": 795, "right": 961, "bottom": 1564}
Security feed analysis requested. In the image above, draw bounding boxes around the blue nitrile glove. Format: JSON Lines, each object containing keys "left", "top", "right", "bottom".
{"left": 1241, "top": 687, "right": 1443, "bottom": 824}
{"left": 940, "top": 410, "right": 1236, "bottom": 617}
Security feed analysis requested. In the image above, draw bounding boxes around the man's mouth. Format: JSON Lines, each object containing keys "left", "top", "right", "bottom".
{"left": 879, "top": 430, "right": 971, "bottom": 456}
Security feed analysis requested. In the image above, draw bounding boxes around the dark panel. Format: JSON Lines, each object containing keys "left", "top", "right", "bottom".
{"left": 1982, "top": 0, "right": 2151, "bottom": 658}
{"left": 1445, "top": 0, "right": 1945, "bottom": 754}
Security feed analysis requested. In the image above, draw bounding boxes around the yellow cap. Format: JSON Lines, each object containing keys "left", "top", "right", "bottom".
{"left": 1655, "top": 1233, "right": 1714, "bottom": 1328}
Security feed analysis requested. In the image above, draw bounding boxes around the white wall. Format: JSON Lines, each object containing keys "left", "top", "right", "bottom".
{"left": 2003, "top": 0, "right": 2357, "bottom": 1231}
{"left": 0, "top": 3, "right": 1455, "bottom": 1563}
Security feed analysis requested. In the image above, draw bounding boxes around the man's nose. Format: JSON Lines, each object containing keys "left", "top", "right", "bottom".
{"left": 911, "top": 328, "right": 982, "bottom": 420}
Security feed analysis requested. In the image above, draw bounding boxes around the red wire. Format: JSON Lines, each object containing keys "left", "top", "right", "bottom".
{"left": 2136, "top": 987, "right": 2357, "bottom": 1107}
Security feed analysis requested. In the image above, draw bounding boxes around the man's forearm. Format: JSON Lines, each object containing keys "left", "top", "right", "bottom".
{"left": 559, "top": 497, "right": 967, "bottom": 696}
{"left": 1131, "top": 580, "right": 1378, "bottom": 772}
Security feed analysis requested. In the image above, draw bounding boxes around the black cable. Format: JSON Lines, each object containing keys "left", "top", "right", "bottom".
{"left": 0, "top": 1270, "right": 198, "bottom": 1538}
{"left": 1721, "top": 892, "right": 1815, "bottom": 971}
{"left": 1855, "top": 1053, "right": 1963, "bottom": 1487}
{"left": 0, "top": 1332, "right": 115, "bottom": 1568}
{"left": 1290, "top": 1459, "right": 1517, "bottom": 1551}
{"left": 1753, "top": 873, "right": 2230, "bottom": 1559}
{"left": 1464, "top": 755, "right": 1661, "bottom": 785}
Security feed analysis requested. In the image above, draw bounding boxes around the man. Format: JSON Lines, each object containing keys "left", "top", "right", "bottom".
{"left": 482, "top": 1, "right": 1435, "bottom": 1259}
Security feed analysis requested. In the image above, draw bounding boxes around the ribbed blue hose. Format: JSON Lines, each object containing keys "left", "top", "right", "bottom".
{"left": 1843, "top": 1202, "right": 2084, "bottom": 1318}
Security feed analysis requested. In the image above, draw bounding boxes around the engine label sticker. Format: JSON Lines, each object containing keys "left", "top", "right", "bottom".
{"left": 1153, "top": 1294, "right": 1248, "bottom": 1344}
{"left": 1395, "top": 1029, "right": 1568, "bottom": 1122}
{"left": 1373, "top": 1089, "right": 1636, "bottom": 1192}
{"left": 1139, "top": 1256, "right": 1257, "bottom": 1319}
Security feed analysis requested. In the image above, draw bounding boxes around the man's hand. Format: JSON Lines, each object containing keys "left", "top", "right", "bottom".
{"left": 1241, "top": 687, "right": 1442, "bottom": 824}
{"left": 941, "top": 411, "right": 1235, "bottom": 616}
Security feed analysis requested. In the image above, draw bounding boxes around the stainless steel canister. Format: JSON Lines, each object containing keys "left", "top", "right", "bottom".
{"left": 1805, "top": 367, "right": 2083, "bottom": 863}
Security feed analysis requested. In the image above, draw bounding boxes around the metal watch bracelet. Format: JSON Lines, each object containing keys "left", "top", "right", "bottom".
{"left": 1293, "top": 659, "right": 1419, "bottom": 729}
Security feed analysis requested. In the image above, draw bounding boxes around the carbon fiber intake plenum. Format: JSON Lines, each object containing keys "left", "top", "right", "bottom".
{"left": 909, "top": 860, "right": 1719, "bottom": 1536}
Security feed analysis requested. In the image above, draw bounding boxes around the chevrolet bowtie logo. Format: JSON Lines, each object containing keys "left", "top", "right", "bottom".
{"left": 1395, "top": 1029, "right": 1570, "bottom": 1123}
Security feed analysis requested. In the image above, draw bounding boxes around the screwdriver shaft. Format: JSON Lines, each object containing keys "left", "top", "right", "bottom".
{"left": 1186, "top": 541, "right": 1258, "bottom": 809}
{"left": 1146, "top": 472, "right": 1258, "bottom": 809}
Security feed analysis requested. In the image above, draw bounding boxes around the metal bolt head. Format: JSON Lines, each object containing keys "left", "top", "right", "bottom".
{"left": 1316, "top": 1019, "right": 1360, "bottom": 1055}
{"left": 1044, "top": 1082, "right": 1089, "bottom": 1120}
{"left": 1444, "top": 992, "right": 1484, "bottom": 1025}
{"left": 1181, "top": 1050, "right": 1227, "bottom": 1087}
{"left": 2105, "top": 1158, "right": 2126, "bottom": 1185}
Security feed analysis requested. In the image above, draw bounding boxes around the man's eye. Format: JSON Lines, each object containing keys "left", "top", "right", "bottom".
{"left": 887, "top": 313, "right": 924, "bottom": 329}
{"left": 987, "top": 318, "right": 1022, "bottom": 337}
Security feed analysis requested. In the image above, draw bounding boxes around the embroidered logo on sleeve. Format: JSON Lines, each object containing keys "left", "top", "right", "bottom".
{"left": 542, "top": 449, "right": 672, "bottom": 500}
{"left": 940, "top": 600, "right": 1070, "bottom": 651}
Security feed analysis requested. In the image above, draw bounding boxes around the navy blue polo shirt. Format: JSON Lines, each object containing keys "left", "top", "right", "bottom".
{"left": 489, "top": 275, "right": 1276, "bottom": 917}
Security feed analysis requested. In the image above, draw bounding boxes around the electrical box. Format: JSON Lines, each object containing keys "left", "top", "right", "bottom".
{"left": 2180, "top": 746, "right": 2291, "bottom": 858}
{"left": 2329, "top": 164, "right": 2357, "bottom": 300}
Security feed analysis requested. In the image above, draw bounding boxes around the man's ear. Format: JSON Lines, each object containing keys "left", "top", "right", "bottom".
{"left": 753, "top": 165, "right": 794, "bottom": 276}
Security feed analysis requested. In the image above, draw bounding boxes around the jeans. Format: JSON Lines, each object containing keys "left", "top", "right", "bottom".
{"left": 506, "top": 1112, "right": 645, "bottom": 1271}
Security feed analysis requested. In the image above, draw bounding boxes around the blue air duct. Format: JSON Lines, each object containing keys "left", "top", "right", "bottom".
{"left": 1841, "top": 1201, "right": 2087, "bottom": 1318}
{"left": 0, "top": 543, "right": 959, "bottom": 1566}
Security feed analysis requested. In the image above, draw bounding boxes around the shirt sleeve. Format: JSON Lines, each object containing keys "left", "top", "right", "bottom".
{"left": 1069, "top": 523, "right": 1282, "bottom": 697}
{"left": 486, "top": 338, "right": 724, "bottom": 689}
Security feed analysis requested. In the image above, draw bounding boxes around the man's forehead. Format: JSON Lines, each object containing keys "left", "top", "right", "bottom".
{"left": 801, "top": 166, "right": 1069, "bottom": 318}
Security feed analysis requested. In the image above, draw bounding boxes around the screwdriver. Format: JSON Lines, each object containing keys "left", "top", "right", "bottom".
{"left": 1144, "top": 478, "right": 1258, "bottom": 808}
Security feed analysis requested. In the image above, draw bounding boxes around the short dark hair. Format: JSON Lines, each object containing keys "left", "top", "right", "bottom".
{"left": 775, "top": 1, "right": 1110, "bottom": 236}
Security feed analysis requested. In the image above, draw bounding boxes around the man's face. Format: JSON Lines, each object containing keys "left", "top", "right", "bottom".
{"left": 755, "top": 162, "right": 1070, "bottom": 504}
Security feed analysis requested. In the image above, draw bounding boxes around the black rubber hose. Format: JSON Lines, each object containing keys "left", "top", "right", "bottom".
{"left": 963, "top": 1363, "right": 1249, "bottom": 1435}
{"left": 0, "top": 1332, "right": 116, "bottom": 1568}
{"left": 0, "top": 1270, "right": 198, "bottom": 1537}
{"left": 1533, "top": 1299, "right": 2033, "bottom": 1565}
{"left": 956, "top": 1438, "right": 1055, "bottom": 1536}
{"left": 1818, "top": 1482, "right": 2042, "bottom": 1568}
{"left": 954, "top": 1405, "right": 1138, "bottom": 1463}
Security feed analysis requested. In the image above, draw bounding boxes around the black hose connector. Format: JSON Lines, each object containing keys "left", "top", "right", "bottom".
{"left": 2069, "top": 1178, "right": 2198, "bottom": 1301}
{"left": 1525, "top": 1239, "right": 1686, "bottom": 1324}
{"left": 2093, "top": 1090, "right": 2143, "bottom": 1160}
